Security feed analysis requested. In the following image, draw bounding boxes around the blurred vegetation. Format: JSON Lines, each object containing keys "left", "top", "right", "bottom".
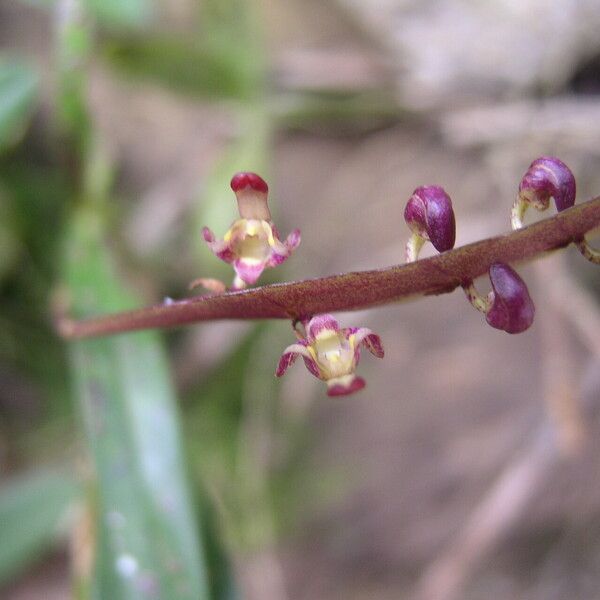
{"left": 0, "top": 0, "right": 350, "bottom": 596}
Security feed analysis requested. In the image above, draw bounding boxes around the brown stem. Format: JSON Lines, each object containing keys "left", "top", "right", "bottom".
{"left": 56, "top": 196, "right": 600, "bottom": 339}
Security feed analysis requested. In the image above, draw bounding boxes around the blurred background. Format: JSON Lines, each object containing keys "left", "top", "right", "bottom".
{"left": 1, "top": 0, "right": 600, "bottom": 598}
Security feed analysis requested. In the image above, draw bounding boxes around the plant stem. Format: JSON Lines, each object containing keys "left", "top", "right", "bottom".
{"left": 56, "top": 196, "right": 600, "bottom": 339}
{"left": 462, "top": 282, "right": 491, "bottom": 314}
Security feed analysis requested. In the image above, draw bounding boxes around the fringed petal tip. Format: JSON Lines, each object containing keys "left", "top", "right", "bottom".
{"left": 285, "top": 229, "right": 301, "bottom": 251}
{"left": 202, "top": 227, "right": 215, "bottom": 243}
{"left": 327, "top": 375, "right": 366, "bottom": 397}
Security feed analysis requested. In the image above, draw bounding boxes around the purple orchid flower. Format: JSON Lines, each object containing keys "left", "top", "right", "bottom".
{"left": 203, "top": 172, "right": 301, "bottom": 290}
{"left": 276, "top": 314, "right": 384, "bottom": 397}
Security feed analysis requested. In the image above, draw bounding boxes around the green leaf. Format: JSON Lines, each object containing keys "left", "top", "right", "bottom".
{"left": 83, "top": 0, "right": 153, "bottom": 28}
{"left": 0, "top": 470, "right": 78, "bottom": 585}
{"left": 64, "top": 208, "right": 209, "bottom": 600}
{"left": 102, "top": 35, "right": 259, "bottom": 100}
{"left": 0, "top": 59, "right": 38, "bottom": 153}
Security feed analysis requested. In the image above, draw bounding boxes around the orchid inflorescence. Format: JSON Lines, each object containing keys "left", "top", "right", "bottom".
{"left": 190, "top": 157, "right": 598, "bottom": 396}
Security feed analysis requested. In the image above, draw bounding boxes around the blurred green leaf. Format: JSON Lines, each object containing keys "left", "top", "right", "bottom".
{"left": 0, "top": 186, "right": 21, "bottom": 281}
{"left": 64, "top": 208, "right": 209, "bottom": 599}
{"left": 102, "top": 35, "right": 259, "bottom": 100}
{"left": 0, "top": 59, "right": 38, "bottom": 154}
{"left": 84, "top": 0, "right": 153, "bottom": 28}
{"left": 0, "top": 470, "right": 78, "bottom": 585}
{"left": 185, "top": 324, "right": 291, "bottom": 551}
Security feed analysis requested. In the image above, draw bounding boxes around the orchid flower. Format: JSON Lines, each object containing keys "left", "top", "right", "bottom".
{"left": 276, "top": 314, "right": 384, "bottom": 396}
{"left": 201, "top": 172, "right": 301, "bottom": 290}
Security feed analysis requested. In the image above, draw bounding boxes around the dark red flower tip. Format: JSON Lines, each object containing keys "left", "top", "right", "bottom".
{"left": 230, "top": 172, "right": 268, "bottom": 194}
{"left": 327, "top": 376, "right": 366, "bottom": 397}
{"left": 404, "top": 185, "right": 456, "bottom": 252}
{"left": 486, "top": 263, "right": 535, "bottom": 334}
{"left": 519, "top": 156, "right": 576, "bottom": 213}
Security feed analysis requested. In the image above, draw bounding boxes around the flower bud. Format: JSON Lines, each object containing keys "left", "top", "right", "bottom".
{"left": 485, "top": 263, "right": 535, "bottom": 334}
{"left": 404, "top": 185, "right": 456, "bottom": 261}
{"left": 512, "top": 156, "right": 576, "bottom": 229}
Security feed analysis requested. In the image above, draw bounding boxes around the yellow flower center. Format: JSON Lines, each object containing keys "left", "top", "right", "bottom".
{"left": 312, "top": 331, "right": 355, "bottom": 380}
{"left": 228, "top": 219, "right": 272, "bottom": 263}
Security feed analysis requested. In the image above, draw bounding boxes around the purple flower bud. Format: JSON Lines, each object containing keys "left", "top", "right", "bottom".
{"left": 485, "top": 263, "right": 535, "bottom": 334}
{"left": 518, "top": 156, "right": 576, "bottom": 213}
{"left": 404, "top": 185, "right": 456, "bottom": 253}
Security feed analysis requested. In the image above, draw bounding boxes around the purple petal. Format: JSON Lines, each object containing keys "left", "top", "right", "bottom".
{"left": 275, "top": 342, "right": 321, "bottom": 379}
{"left": 301, "top": 356, "right": 322, "bottom": 379}
{"left": 285, "top": 229, "right": 301, "bottom": 251}
{"left": 404, "top": 186, "right": 456, "bottom": 252}
{"left": 267, "top": 251, "right": 290, "bottom": 268}
{"left": 306, "top": 314, "right": 340, "bottom": 342}
{"left": 519, "top": 156, "right": 576, "bottom": 213}
{"left": 202, "top": 227, "right": 215, "bottom": 243}
{"left": 326, "top": 375, "right": 366, "bottom": 397}
{"left": 266, "top": 227, "right": 301, "bottom": 268}
{"left": 486, "top": 263, "right": 535, "bottom": 334}
{"left": 233, "top": 259, "right": 266, "bottom": 285}
{"left": 202, "top": 227, "right": 235, "bottom": 263}
{"left": 347, "top": 327, "right": 385, "bottom": 358}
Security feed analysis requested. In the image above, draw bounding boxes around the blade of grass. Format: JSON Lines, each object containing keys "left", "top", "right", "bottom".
{"left": 0, "top": 58, "right": 38, "bottom": 153}
{"left": 64, "top": 207, "right": 210, "bottom": 599}
{"left": 0, "top": 470, "right": 78, "bottom": 585}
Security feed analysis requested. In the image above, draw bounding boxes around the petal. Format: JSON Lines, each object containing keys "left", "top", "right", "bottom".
{"left": 202, "top": 227, "right": 235, "bottom": 263}
{"left": 265, "top": 225, "right": 301, "bottom": 267}
{"left": 306, "top": 314, "right": 340, "bottom": 343}
{"left": 233, "top": 259, "right": 266, "bottom": 285}
{"left": 326, "top": 375, "right": 366, "bottom": 397}
{"left": 264, "top": 223, "right": 291, "bottom": 265}
{"left": 347, "top": 328, "right": 385, "bottom": 358}
{"left": 267, "top": 251, "right": 290, "bottom": 268}
{"left": 276, "top": 342, "right": 321, "bottom": 379}
{"left": 285, "top": 229, "right": 301, "bottom": 252}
